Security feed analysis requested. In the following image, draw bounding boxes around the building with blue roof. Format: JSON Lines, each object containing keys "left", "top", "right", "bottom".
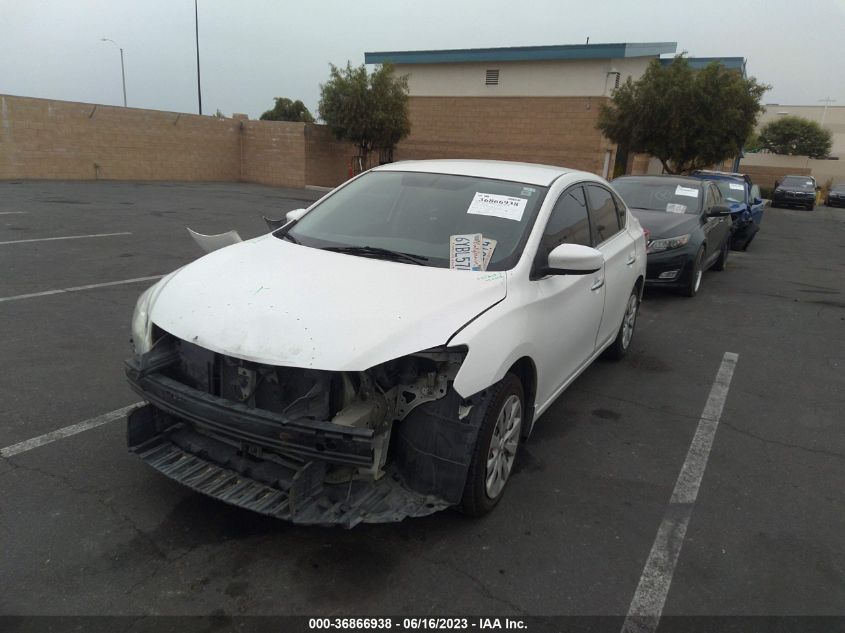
{"left": 364, "top": 42, "right": 745, "bottom": 177}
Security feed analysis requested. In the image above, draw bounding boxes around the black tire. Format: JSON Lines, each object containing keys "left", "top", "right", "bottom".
{"left": 459, "top": 373, "right": 524, "bottom": 517}
{"left": 683, "top": 247, "right": 705, "bottom": 297}
{"left": 604, "top": 286, "right": 640, "bottom": 360}
{"left": 712, "top": 239, "right": 729, "bottom": 271}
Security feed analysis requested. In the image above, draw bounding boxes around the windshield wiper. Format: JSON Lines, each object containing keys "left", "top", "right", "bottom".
{"left": 321, "top": 245, "right": 429, "bottom": 265}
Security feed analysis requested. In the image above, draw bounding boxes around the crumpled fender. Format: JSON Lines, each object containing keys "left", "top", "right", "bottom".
{"left": 187, "top": 227, "right": 243, "bottom": 253}
{"left": 393, "top": 386, "right": 492, "bottom": 504}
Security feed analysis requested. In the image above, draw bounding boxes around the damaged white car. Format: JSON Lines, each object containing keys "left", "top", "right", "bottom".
{"left": 126, "top": 160, "right": 646, "bottom": 527}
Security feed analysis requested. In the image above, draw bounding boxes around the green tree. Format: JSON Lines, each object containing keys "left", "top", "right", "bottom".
{"left": 260, "top": 97, "right": 315, "bottom": 123}
{"left": 598, "top": 56, "right": 769, "bottom": 174}
{"left": 318, "top": 62, "right": 410, "bottom": 169}
{"left": 758, "top": 115, "right": 832, "bottom": 158}
{"left": 213, "top": 109, "right": 226, "bottom": 119}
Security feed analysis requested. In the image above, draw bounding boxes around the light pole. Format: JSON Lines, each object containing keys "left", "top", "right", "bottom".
{"left": 195, "top": 0, "right": 202, "bottom": 115}
{"left": 101, "top": 38, "right": 127, "bottom": 107}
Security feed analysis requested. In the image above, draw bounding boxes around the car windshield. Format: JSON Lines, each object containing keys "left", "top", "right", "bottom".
{"left": 782, "top": 177, "right": 815, "bottom": 189}
{"left": 612, "top": 179, "right": 702, "bottom": 214}
{"left": 831, "top": 184, "right": 845, "bottom": 193}
{"left": 713, "top": 180, "right": 746, "bottom": 203}
{"left": 283, "top": 171, "right": 548, "bottom": 270}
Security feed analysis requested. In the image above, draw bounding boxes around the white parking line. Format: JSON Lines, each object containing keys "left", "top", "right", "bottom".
{"left": 0, "top": 403, "right": 143, "bottom": 458}
{"left": 621, "top": 351, "right": 739, "bottom": 633}
{"left": 0, "top": 211, "right": 27, "bottom": 215}
{"left": 0, "top": 231, "right": 131, "bottom": 245}
{"left": 0, "top": 275, "right": 164, "bottom": 303}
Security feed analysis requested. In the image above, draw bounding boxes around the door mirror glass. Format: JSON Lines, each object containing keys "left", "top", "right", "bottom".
{"left": 544, "top": 243, "right": 603, "bottom": 276}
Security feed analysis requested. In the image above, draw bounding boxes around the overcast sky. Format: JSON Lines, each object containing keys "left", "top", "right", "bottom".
{"left": 2, "top": 0, "right": 843, "bottom": 119}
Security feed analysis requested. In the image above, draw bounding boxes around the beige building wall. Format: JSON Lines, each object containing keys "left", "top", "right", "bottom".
{"left": 394, "top": 58, "right": 652, "bottom": 98}
{"left": 739, "top": 152, "right": 842, "bottom": 187}
{"left": 757, "top": 104, "right": 845, "bottom": 158}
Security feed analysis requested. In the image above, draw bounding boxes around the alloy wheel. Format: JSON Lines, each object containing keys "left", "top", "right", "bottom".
{"left": 485, "top": 394, "right": 522, "bottom": 499}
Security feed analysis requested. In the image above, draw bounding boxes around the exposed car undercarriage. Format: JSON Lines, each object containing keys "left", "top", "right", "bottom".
{"left": 126, "top": 329, "right": 491, "bottom": 527}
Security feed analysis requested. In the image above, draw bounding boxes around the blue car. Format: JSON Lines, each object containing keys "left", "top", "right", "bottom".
{"left": 690, "top": 170, "right": 764, "bottom": 250}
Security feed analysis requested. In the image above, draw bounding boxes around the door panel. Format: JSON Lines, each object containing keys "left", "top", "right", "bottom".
{"left": 586, "top": 185, "right": 637, "bottom": 347}
{"left": 530, "top": 185, "right": 604, "bottom": 405}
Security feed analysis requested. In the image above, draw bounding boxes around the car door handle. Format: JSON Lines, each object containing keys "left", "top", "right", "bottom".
{"left": 590, "top": 278, "right": 605, "bottom": 291}
{"left": 626, "top": 254, "right": 637, "bottom": 266}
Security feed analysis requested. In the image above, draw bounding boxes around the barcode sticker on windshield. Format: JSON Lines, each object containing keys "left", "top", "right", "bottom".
{"left": 666, "top": 203, "right": 687, "bottom": 214}
{"left": 467, "top": 192, "right": 528, "bottom": 222}
{"left": 729, "top": 183, "right": 744, "bottom": 191}
{"left": 481, "top": 237, "right": 497, "bottom": 270}
{"left": 450, "top": 234, "right": 483, "bottom": 271}
{"left": 675, "top": 186, "right": 699, "bottom": 198}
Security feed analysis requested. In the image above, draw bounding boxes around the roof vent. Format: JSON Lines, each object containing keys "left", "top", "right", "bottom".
{"left": 485, "top": 69, "right": 499, "bottom": 85}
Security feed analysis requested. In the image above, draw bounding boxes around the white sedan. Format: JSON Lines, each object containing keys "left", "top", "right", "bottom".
{"left": 126, "top": 160, "right": 646, "bottom": 526}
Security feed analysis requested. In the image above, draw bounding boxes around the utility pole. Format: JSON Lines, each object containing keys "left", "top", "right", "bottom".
{"left": 195, "top": 0, "right": 203, "bottom": 115}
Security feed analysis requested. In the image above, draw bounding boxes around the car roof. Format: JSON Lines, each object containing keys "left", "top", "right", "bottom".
{"left": 691, "top": 170, "right": 747, "bottom": 181}
{"left": 612, "top": 174, "right": 706, "bottom": 188}
{"left": 373, "top": 159, "right": 581, "bottom": 186}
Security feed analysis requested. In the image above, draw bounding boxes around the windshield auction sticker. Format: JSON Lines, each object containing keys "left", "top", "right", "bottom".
{"left": 729, "top": 183, "right": 744, "bottom": 191}
{"left": 467, "top": 192, "right": 528, "bottom": 222}
{"left": 450, "top": 233, "right": 483, "bottom": 271}
{"left": 675, "top": 185, "right": 699, "bottom": 198}
{"left": 666, "top": 203, "right": 687, "bottom": 214}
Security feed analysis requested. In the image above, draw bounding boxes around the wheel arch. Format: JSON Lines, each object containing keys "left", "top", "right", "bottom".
{"left": 506, "top": 356, "right": 538, "bottom": 439}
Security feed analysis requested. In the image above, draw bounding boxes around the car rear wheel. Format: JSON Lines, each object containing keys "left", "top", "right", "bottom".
{"left": 459, "top": 373, "right": 524, "bottom": 516}
{"left": 712, "top": 239, "right": 729, "bottom": 271}
{"left": 604, "top": 287, "right": 639, "bottom": 360}
{"left": 683, "top": 247, "right": 705, "bottom": 297}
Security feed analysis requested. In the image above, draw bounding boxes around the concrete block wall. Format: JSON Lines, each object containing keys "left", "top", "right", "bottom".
{"left": 395, "top": 96, "right": 616, "bottom": 175}
{"left": 0, "top": 94, "right": 351, "bottom": 188}
{"left": 0, "top": 94, "right": 241, "bottom": 182}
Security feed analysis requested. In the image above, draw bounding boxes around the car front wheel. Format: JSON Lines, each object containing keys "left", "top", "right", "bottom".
{"left": 683, "top": 247, "right": 705, "bottom": 297}
{"left": 460, "top": 373, "right": 524, "bottom": 516}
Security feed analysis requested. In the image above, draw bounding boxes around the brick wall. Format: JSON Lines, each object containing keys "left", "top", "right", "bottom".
{"left": 0, "top": 94, "right": 241, "bottom": 181}
{"left": 0, "top": 94, "right": 351, "bottom": 188}
{"left": 395, "top": 96, "right": 616, "bottom": 175}
{"left": 740, "top": 165, "right": 812, "bottom": 189}
{"left": 240, "top": 119, "right": 307, "bottom": 187}
{"left": 304, "top": 124, "right": 357, "bottom": 187}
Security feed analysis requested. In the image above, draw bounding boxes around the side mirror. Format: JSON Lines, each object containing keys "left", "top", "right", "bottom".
{"left": 706, "top": 205, "right": 732, "bottom": 217}
{"left": 285, "top": 208, "right": 307, "bottom": 223}
{"left": 543, "top": 243, "right": 604, "bottom": 276}
{"left": 751, "top": 197, "right": 763, "bottom": 206}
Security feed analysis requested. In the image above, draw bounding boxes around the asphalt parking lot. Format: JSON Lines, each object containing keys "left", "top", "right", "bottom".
{"left": 1, "top": 181, "right": 844, "bottom": 623}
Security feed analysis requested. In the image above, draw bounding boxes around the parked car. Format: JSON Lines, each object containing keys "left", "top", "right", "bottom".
{"left": 126, "top": 160, "right": 646, "bottom": 527}
{"left": 611, "top": 175, "right": 732, "bottom": 297}
{"left": 771, "top": 175, "right": 817, "bottom": 210}
{"left": 824, "top": 183, "right": 845, "bottom": 208}
{"left": 690, "top": 170, "right": 764, "bottom": 250}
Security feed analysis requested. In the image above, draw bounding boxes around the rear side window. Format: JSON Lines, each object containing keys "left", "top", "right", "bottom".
{"left": 586, "top": 185, "right": 621, "bottom": 244}
{"left": 611, "top": 191, "right": 627, "bottom": 229}
{"left": 534, "top": 186, "right": 591, "bottom": 272}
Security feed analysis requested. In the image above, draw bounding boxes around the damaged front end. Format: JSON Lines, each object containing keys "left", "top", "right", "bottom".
{"left": 125, "top": 330, "right": 488, "bottom": 527}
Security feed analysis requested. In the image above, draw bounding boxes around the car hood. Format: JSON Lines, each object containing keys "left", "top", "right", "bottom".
{"left": 630, "top": 209, "right": 700, "bottom": 240}
{"left": 147, "top": 235, "right": 507, "bottom": 371}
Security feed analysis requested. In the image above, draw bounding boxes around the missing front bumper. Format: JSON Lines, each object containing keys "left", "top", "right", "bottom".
{"left": 127, "top": 404, "right": 449, "bottom": 528}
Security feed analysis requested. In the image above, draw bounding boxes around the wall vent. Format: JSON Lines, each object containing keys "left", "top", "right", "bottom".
{"left": 485, "top": 69, "right": 499, "bottom": 85}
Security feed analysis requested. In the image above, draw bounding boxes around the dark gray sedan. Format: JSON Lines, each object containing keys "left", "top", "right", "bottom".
{"left": 612, "top": 175, "right": 732, "bottom": 297}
